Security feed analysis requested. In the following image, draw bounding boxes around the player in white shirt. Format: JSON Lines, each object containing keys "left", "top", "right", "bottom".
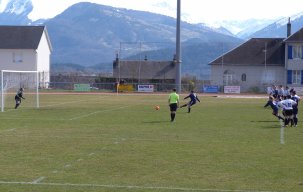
{"left": 278, "top": 95, "right": 297, "bottom": 127}
{"left": 277, "top": 85, "right": 284, "bottom": 99}
{"left": 283, "top": 86, "right": 290, "bottom": 98}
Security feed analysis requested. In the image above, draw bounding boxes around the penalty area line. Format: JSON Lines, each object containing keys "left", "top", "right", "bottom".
{"left": 0, "top": 181, "right": 275, "bottom": 192}
{"left": 0, "top": 128, "right": 16, "bottom": 133}
{"left": 69, "top": 105, "right": 136, "bottom": 120}
{"left": 31, "top": 177, "right": 45, "bottom": 184}
{"left": 279, "top": 119, "right": 285, "bottom": 144}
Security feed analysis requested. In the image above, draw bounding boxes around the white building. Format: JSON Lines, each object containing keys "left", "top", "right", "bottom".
{"left": 209, "top": 20, "right": 303, "bottom": 92}
{"left": 0, "top": 25, "right": 52, "bottom": 87}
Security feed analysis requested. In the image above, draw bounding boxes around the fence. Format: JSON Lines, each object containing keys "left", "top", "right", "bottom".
{"left": 43, "top": 82, "right": 209, "bottom": 93}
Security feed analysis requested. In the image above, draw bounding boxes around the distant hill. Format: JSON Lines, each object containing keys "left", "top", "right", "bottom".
{"left": 43, "top": 2, "right": 243, "bottom": 78}
{"left": 2, "top": 1, "right": 303, "bottom": 78}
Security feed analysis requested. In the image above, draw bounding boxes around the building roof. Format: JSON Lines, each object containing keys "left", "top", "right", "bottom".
{"left": 0, "top": 25, "right": 46, "bottom": 49}
{"left": 209, "top": 38, "right": 285, "bottom": 66}
{"left": 284, "top": 28, "right": 303, "bottom": 42}
{"left": 113, "top": 60, "right": 176, "bottom": 80}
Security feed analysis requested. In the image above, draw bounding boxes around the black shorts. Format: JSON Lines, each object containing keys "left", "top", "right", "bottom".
{"left": 15, "top": 97, "right": 21, "bottom": 104}
{"left": 283, "top": 109, "right": 293, "bottom": 117}
{"left": 293, "top": 108, "right": 298, "bottom": 115}
{"left": 189, "top": 100, "right": 196, "bottom": 106}
{"left": 169, "top": 103, "right": 178, "bottom": 112}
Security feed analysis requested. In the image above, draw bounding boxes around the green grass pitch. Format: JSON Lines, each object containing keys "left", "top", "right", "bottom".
{"left": 0, "top": 93, "right": 302, "bottom": 192}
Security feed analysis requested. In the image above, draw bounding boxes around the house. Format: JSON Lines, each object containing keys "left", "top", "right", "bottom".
{"left": 209, "top": 19, "right": 303, "bottom": 92}
{"left": 0, "top": 25, "right": 52, "bottom": 88}
{"left": 113, "top": 55, "right": 176, "bottom": 83}
{"left": 112, "top": 54, "right": 177, "bottom": 92}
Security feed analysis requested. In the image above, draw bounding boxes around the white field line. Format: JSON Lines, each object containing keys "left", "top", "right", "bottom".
{"left": 4, "top": 107, "right": 35, "bottom": 113}
{"left": 0, "top": 117, "right": 67, "bottom": 121}
{"left": 0, "top": 134, "right": 194, "bottom": 143}
{"left": 42, "top": 96, "right": 111, "bottom": 108}
{"left": 69, "top": 104, "right": 137, "bottom": 120}
{"left": 217, "top": 95, "right": 267, "bottom": 99}
{"left": 1, "top": 100, "right": 88, "bottom": 114}
{"left": 0, "top": 128, "right": 16, "bottom": 133}
{"left": 0, "top": 97, "right": 114, "bottom": 120}
{"left": 31, "top": 177, "right": 45, "bottom": 184}
{"left": 3, "top": 95, "right": 111, "bottom": 113}
{"left": 0, "top": 100, "right": 80, "bottom": 113}
{"left": 0, "top": 126, "right": 28, "bottom": 133}
{"left": 41, "top": 99, "right": 89, "bottom": 108}
{"left": 279, "top": 119, "right": 285, "bottom": 144}
{"left": 0, "top": 181, "right": 275, "bottom": 192}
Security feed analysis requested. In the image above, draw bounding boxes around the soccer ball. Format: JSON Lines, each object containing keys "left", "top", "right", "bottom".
{"left": 154, "top": 105, "right": 160, "bottom": 110}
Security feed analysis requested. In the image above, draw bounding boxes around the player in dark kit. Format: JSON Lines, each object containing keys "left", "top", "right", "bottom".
{"left": 264, "top": 96, "right": 284, "bottom": 121}
{"left": 15, "top": 88, "right": 25, "bottom": 109}
{"left": 180, "top": 90, "right": 200, "bottom": 113}
{"left": 291, "top": 91, "right": 300, "bottom": 126}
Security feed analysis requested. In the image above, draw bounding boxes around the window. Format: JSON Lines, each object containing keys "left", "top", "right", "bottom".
{"left": 223, "top": 70, "right": 234, "bottom": 85}
{"left": 292, "top": 70, "right": 301, "bottom": 84}
{"left": 13, "top": 52, "right": 23, "bottom": 63}
{"left": 241, "top": 74, "right": 246, "bottom": 81}
{"left": 292, "top": 45, "right": 302, "bottom": 59}
{"left": 223, "top": 74, "right": 232, "bottom": 85}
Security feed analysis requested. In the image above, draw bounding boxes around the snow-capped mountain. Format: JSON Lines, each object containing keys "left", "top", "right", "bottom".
{"left": 248, "top": 11, "right": 303, "bottom": 38}
{"left": 211, "top": 18, "right": 278, "bottom": 39}
{"left": 0, "top": 0, "right": 284, "bottom": 39}
{"left": 0, "top": 0, "right": 33, "bottom": 24}
{"left": 3, "top": 0, "right": 32, "bottom": 15}
{"left": 1, "top": 0, "right": 303, "bottom": 40}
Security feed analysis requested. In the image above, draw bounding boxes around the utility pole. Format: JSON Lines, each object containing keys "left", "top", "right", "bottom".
{"left": 175, "top": 0, "right": 181, "bottom": 93}
{"left": 264, "top": 42, "right": 267, "bottom": 83}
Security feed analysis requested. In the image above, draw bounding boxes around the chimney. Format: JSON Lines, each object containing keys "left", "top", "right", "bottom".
{"left": 287, "top": 17, "right": 291, "bottom": 37}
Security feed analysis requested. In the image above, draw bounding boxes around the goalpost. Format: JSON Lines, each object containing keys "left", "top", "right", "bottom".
{"left": 1, "top": 70, "right": 39, "bottom": 112}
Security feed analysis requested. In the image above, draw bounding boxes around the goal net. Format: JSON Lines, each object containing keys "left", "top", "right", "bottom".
{"left": 1, "top": 70, "right": 39, "bottom": 112}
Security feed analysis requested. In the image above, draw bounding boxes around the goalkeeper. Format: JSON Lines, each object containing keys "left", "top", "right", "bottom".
{"left": 15, "top": 88, "right": 25, "bottom": 109}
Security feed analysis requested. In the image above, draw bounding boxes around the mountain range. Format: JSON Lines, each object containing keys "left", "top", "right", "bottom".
{"left": 0, "top": 0, "right": 32, "bottom": 24}
{"left": 1, "top": 0, "right": 303, "bottom": 79}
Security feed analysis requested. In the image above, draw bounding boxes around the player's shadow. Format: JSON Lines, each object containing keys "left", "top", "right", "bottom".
{"left": 250, "top": 120, "right": 282, "bottom": 129}
{"left": 260, "top": 125, "right": 281, "bottom": 129}
{"left": 251, "top": 120, "right": 278, "bottom": 123}
{"left": 143, "top": 120, "right": 169, "bottom": 124}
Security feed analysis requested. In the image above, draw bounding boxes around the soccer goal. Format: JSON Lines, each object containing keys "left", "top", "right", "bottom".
{"left": 1, "top": 70, "right": 39, "bottom": 112}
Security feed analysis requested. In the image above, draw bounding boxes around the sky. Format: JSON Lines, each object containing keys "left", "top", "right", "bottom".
{"left": 29, "top": 0, "right": 303, "bottom": 25}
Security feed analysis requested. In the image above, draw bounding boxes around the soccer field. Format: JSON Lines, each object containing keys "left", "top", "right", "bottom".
{"left": 0, "top": 93, "right": 302, "bottom": 192}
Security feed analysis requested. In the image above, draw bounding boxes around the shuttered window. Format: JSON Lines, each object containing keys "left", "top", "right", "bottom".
{"left": 287, "top": 70, "right": 292, "bottom": 84}
{"left": 288, "top": 45, "right": 293, "bottom": 59}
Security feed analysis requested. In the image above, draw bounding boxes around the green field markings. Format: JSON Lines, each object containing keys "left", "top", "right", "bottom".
{"left": 0, "top": 181, "right": 275, "bottom": 192}
{"left": 0, "top": 94, "right": 302, "bottom": 192}
{"left": 0, "top": 133, "right": 199, "bottom": 145}
{"left": 31, "top": 177, "right": 45, "bottom": 184}
{"left": 0, "top": 128, "right": 16, "bottom": 133}
{"left": 0, "top": 125, "right": 29, "bottom": 133}
{"left": 69, "top": 104, "right": 136, "bottom": 120}
{"left": 41, "top": 99, "right": 89, "bottom": 108}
